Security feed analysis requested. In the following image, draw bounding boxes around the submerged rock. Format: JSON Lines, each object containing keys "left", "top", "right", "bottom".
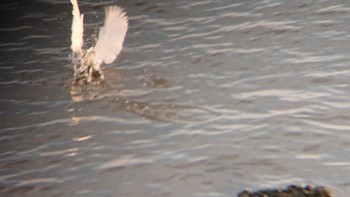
{"left": 237, "top": 185, "right": 333, "bottom": 197}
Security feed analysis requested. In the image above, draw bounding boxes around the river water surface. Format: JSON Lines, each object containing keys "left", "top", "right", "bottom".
{"left": 1, "top": 0, "right": 350, "bottom": 196}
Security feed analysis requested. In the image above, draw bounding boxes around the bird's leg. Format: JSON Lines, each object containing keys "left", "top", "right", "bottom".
{"left": 93, "top": 63, "right": 104, "bottom": 81}
{"left": 87, "top": 63, "right": 104, "bottom": 84}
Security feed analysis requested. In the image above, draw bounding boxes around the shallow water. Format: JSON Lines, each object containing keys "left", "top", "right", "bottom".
{"left": 1, "top": 0, "right": 350, "bottom": 196}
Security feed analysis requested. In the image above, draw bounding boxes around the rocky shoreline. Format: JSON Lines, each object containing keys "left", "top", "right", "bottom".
{"left": 237, "top": 185, "right": 333, "bottom": 197}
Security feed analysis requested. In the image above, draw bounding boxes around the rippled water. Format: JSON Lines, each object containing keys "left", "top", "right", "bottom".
{"left": 2, "top": 0, "right": 350, "bottom": 196}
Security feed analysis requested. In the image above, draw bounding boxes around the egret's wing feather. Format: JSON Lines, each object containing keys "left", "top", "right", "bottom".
{"left": 94, "top": 6, "right": 128, "bottom": 64}
{"left": 70, "top": 0, "right": 84, "bottom": 53}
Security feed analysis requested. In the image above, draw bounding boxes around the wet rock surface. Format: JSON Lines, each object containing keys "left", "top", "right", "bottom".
{"left": 237, "top": 185, "right": 333, "bottom": 197}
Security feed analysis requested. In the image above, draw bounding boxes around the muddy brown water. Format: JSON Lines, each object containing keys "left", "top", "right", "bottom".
{"left": 1, "top": 0, "right": 350, "bottom": 196}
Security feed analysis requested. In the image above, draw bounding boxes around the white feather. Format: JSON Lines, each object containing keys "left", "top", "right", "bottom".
{"left": 94, "top": 6, "right": 128, "bottom": 64}
{"left": 70, "top": 0, "right": 84, "bottom": 53}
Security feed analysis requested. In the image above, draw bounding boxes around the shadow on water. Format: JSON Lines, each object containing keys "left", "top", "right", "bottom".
{"left": 68, "top": 72, "right": 219, "bottom": 123}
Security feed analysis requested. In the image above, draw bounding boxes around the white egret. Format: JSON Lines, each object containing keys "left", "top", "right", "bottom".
{"left": 70, "top": 0, "right": 128, "bottom": 84}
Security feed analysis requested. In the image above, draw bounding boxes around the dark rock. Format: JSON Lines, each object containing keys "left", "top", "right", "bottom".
{"left": 237, "top": 185, "right": 333, "bottom": 197}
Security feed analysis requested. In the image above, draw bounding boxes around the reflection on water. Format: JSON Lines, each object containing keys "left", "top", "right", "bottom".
{"left": 1, "top": 0, "right": 350, "bottom": 196}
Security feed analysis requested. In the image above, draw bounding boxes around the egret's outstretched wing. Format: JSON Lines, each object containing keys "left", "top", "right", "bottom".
{"left": 70, "top": 0, "right": 84, "bottom": 53}
{"left": 94, "top": 6, "right": 128, "bottom": 64}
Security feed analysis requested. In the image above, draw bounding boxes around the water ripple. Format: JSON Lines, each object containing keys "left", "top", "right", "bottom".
{"left": 1, "top": 0, "right": 350, "bottom": 196}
